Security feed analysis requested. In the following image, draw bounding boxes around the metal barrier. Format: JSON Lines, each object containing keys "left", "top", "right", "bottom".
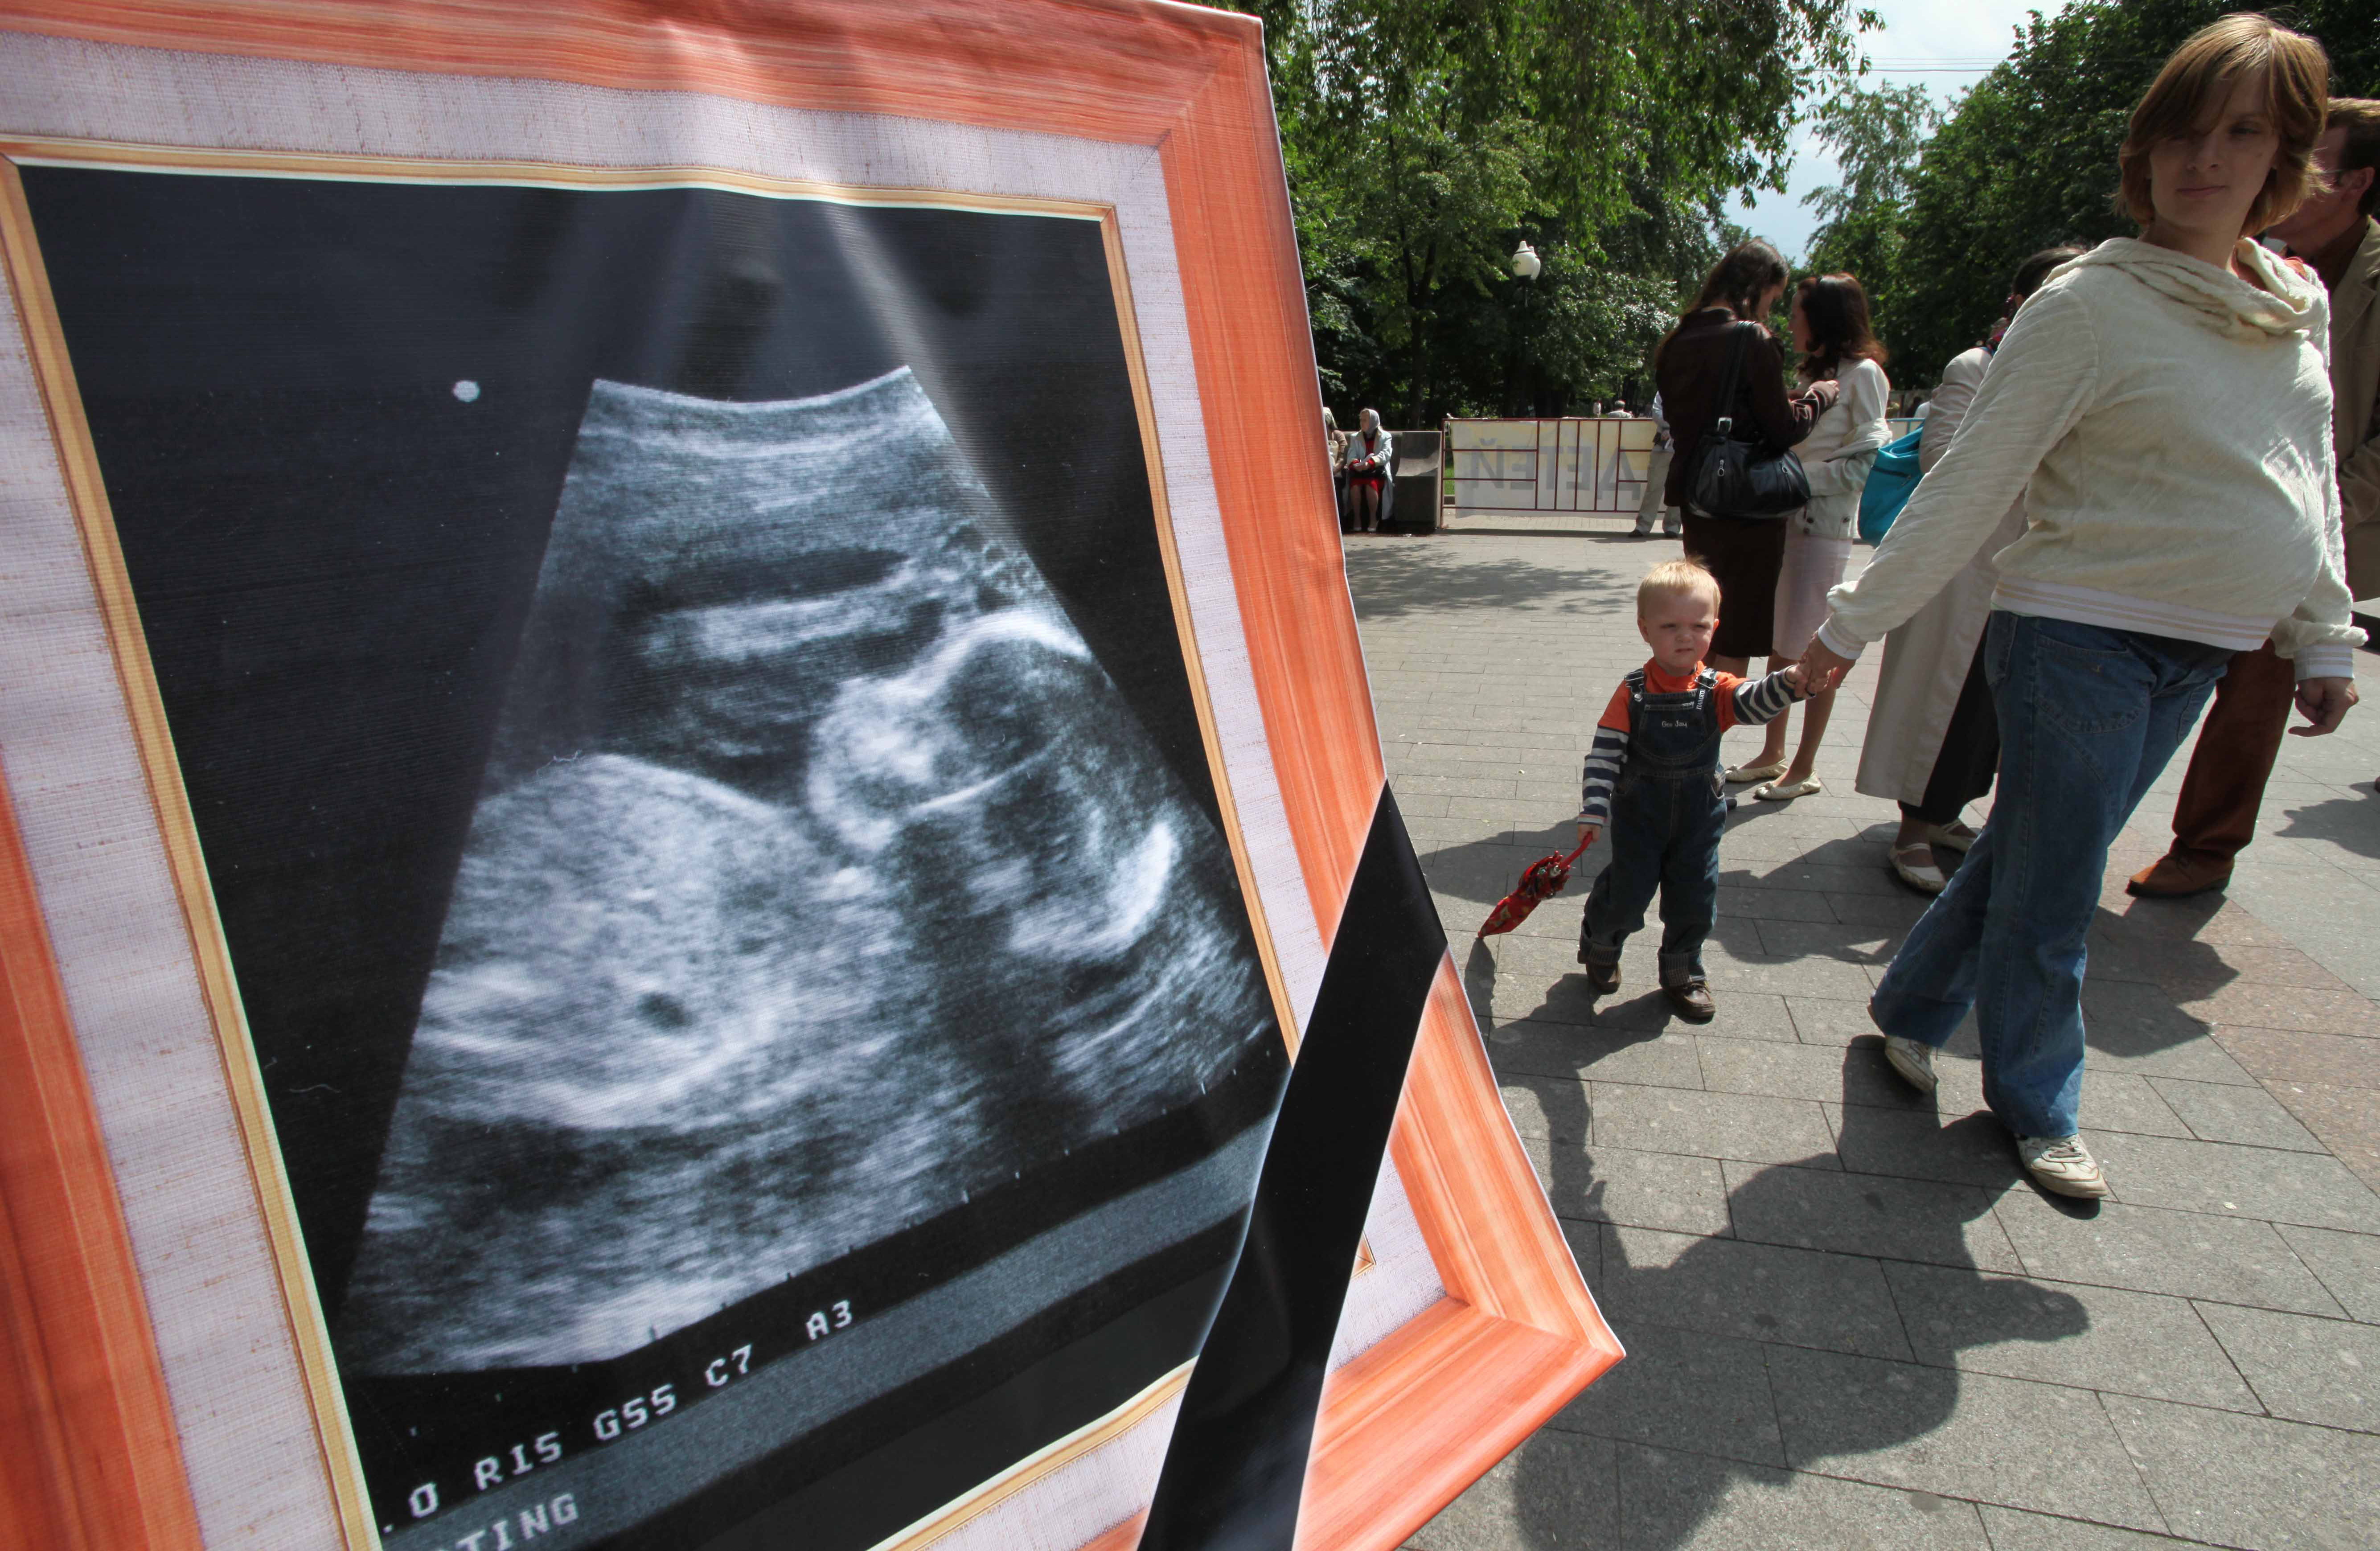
{"left": 1446, "top": 415, "right": 1924, "bottom": 517}
{"left": 1447, "top": 417, "right": 1658, "bottom": 515}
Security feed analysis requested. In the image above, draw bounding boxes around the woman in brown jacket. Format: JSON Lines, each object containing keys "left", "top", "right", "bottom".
{"left": 1654, "top": 242, "right": 1837, "bottom": 702}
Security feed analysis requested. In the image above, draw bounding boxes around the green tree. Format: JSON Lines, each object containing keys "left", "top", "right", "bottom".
{"left": 1801, "top": 81, "right": 1937, "bottom": 357}
{"left": 1890, "top": 0, "right": 2380, "bottom": 382}
{"left": 1224, "top": 0, "right": 1875, "bottom": 423}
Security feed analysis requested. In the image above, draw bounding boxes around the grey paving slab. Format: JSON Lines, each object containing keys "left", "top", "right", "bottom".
{"left": 1721, "top": 1158, "right": 2023, "bottom": 1272}
{"left": 2213, "top": 1027, "right": 2380, "bottom": 1089}
{"left": 2104, "top": 1395, "right": 2380, "bottom": 1551}
{"left": 1697, "top": 1036, "right": 1912, "bottom": 1108}
{"left": 1884, "top": 1261, "right": 2257, "bottom": 1412}
{"left": 1991, "top": 1199, "right": 2348, "bottom": 1317}
{"left": 1752, "top": 918, "right": 1902, "bottom": 965}
{"left": 2147, "top": 1078, "right": 2328, "bottom": 1152}
{"left": 1730, "top": 859, "right": 1909, "bottom": 899}
{"left": 1784, "top": 994, "right": 1881, "bottom": 1046}
{"left": 1520, "top": 1134, "right": 1734, "bottom": 1237}
{"left": 1590, "top": 987, "right": 1802, "bottom": 1043}
{"left": 2261, "top": 1079, "right": 2380, "bottom": 1195}
{"left": 1490, "top": 1021, "right": 1704, "bottom": 1090}
{"left": 2169, "top": 981, "right": 2380, "bottom": 1038}
{"left": 1974, "top": 1506, "right": 2221, "bottom": 1551}
{"left": 1715, "top": 884, "right": 1839, "bottom": 923}
{"left": 1766, "top": 1348, "right": 2167, "bottom": 1530}
{"left": 1830, "top": 1107, "right": 2030, "bottom": 1190}
{"left": 1497, "top": 1072, "right": 1592, "bottom": 1143}
{"left": 1403, "top": 1425, "right": 1619, "bottom": 1551}
{"left": 2192, "top": 1302, "right": 2380, "bottom": 1431}
{"left": 2075, "top": 1072, "right": 2196, "bottom": 1140}
{"left": 2273, "top": 1225, "right": 2380, "bottom": 1323}
{"left": 2076, "top": 982, "right": 2259, "bottom": 1086}
{"left": 2154, "top": 945, "right": 2354, "bottom": 994}
{"left": 1591, "top": 1083, "right": 1839, "bottom": 1168}
{"left": 2082, "top": 1130, "right": 2380, "bottom": 1234}
{"left": 1550, "top": 1321, "right": 1786, "bottom": 1466}
{"left": 1617, "top": 1442, "right": 1991, "bottom": 1551}
{"left": 1559, "top": 1215, "right": 1604, "bottom": 1291}
{"left": 1598, "top": 1224, "right": 1910, "bottom": 1360}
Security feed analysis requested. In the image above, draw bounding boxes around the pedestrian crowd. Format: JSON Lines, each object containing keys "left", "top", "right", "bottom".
{"left": 1561, "top": 12, "right": 2378, "bottom": 1202}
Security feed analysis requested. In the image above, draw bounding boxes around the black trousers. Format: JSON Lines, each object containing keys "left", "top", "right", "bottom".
{"left": 1900, "top": 640, "right": 1999, "bottom": 826}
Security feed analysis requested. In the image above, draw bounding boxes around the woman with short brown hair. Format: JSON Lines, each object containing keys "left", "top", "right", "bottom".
{"left": 1800, "top": 12, "right": 2359, "bottom": 1199}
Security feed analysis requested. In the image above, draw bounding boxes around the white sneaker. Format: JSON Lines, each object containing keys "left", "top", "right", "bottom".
{"left": 2017, "top": 1135, "right": 2111, "bottom": 1199}
{"left": 1883, "top": 1035, "right": 1937, "bottom": 1095}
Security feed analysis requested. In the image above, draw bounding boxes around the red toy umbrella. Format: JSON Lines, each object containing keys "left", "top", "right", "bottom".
{"left": 1476, "top": 836, "right": 1593, "bottom": 937}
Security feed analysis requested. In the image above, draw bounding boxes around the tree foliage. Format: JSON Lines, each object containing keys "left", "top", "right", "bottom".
{"left": 1224, "top": 0, "right": 1872, "bottom": 424}
{"left": 1828, "top": 0, "right": 2379, "bottom": 385}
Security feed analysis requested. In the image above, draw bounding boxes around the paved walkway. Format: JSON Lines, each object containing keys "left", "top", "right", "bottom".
{"left": 1349, "top": 529, "right": 2380, "bottom": 1551}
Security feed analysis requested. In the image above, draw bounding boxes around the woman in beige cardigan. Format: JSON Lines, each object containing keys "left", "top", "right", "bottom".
{"left": 1855, "top": 246, "right": 2084, "bottom": 893}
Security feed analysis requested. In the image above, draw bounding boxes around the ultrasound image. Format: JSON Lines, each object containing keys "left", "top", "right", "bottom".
{"left": 337, "top": 369, "right": 1275, "bottom": 1374}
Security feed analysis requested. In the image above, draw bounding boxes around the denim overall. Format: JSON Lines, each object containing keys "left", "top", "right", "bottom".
{"left": 1580, "top": 667, "right": 1727, "bottom": 987}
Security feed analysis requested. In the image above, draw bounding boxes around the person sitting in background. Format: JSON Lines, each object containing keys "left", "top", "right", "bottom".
{"left": 2130, "top": 94, "right": 2380, "bottom": 891}
{"left": 1342, "top": 407, "right": 1393, "bottom": 534}
{"left": 1857, "top": 245, "right": 2086, "bottom": 894}
{"left": 1737, "top": 272, "right": 1892, "bottom": 804}
{"left": 1797, "top": 15, "right": 2360, "bottom": 1197}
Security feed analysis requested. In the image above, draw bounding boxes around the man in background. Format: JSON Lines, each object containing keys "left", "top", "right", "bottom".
{"left": 2131, "top": 97, "right": 2380, "bottom": 897}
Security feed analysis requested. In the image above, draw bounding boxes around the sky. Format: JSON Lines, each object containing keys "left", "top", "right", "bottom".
{"left": 1740, "top": 0, "right": 2070, "bottom": 261}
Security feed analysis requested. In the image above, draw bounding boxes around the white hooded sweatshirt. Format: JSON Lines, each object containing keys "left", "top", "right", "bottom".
{"left": 1818, "top": 237, "right": 2360, "bottom": 679}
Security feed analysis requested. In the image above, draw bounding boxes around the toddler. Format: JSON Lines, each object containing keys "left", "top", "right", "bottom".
{"left": 1577, "top": 559, "right": 1804, "bottom": 1021}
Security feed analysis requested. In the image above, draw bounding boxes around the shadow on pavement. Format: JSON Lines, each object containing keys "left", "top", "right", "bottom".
{"left": 1511, "top": 1061, "right": 2087, "bottom": 1550}
{"left": 2270, "top": 792, "right": 2380, "bottom": 861}
{"left": 1345, "top": 538, "right": 1637, "bottom": 622}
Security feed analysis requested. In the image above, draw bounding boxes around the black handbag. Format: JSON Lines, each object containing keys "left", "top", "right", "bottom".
{"left": 1686, "top": 321, "right": 1810, "bottom": 520}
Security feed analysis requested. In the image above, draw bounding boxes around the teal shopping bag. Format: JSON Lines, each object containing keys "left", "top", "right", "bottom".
{"left": 1858, "top": 426, "right": 1925, "bottom": 546}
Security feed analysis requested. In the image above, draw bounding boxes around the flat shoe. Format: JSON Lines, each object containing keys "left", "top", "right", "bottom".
{"left": 1724, "top": 759, "right": 1787, "bottom": 785}
{"left": 2125, "top": 852, "right": 2231, "bottom": 898}
{"left": 1888, "top": 842, "right": 1945, "bottom": 894}
{"left": 1751, "top": 776, "right": 1823, "bottom": 801}
{"left": 1924, "top": 821, "right": 1978, "bottom": 854}
{"left": 1663, "top": 980, "right": 1715, "bottom": 1022}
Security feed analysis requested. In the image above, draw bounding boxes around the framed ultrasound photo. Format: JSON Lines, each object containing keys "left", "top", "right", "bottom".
{"left": 0, "top": 5, "right": 1620, "bottom": 1551}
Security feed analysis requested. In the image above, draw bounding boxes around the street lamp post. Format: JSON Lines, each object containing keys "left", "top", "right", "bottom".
{"left": 1508, "top": 241, "right": 1541, "bottom": 415}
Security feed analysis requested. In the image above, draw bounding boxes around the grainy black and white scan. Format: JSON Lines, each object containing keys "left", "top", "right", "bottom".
{"left": 25, "top": 163, "right": 1289, "bottom": 1551}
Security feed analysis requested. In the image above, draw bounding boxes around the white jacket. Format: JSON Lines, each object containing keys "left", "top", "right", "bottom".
{"left": 1819, "top": 238, "right": 2360, "bottom": 679}
{"left": 1789, "top": 356, "right": 1890, "bottom": 541}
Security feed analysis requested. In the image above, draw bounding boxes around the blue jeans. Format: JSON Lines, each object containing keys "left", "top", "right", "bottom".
{"left": 1871, "top": 612, "right": 2232, "bottom": 1138}
{"left": 1580, "top": 772, "right": 1726, "bottom": 985}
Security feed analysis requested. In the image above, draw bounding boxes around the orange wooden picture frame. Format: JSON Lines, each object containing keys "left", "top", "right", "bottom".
{"left": 0, "top": 4, "right": 1622, "bottom": 1548}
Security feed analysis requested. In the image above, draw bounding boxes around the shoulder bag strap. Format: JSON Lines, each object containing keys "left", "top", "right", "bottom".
{"left": 1711, "top": 320, "right": 1754, "bottom": 439}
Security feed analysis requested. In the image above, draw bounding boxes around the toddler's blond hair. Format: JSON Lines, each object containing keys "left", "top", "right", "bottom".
{"left": 1637, "top": 557, "right": 1720, "bottom": 617}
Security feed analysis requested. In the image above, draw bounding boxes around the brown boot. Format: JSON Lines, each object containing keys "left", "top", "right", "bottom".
{"left": 1583, "top": 960, "right": 1621, "bottom": 994}
{"left": 2126, "top": 849, "right": 2232, "bottom": 898}
{"left": 1663, "top": 980, "right": 1715, "bottom": 1022}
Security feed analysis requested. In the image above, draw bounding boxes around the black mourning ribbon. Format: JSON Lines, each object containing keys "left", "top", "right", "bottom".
{"left": 1138, "top": 788, "right": 1447, "bottom": 1551}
